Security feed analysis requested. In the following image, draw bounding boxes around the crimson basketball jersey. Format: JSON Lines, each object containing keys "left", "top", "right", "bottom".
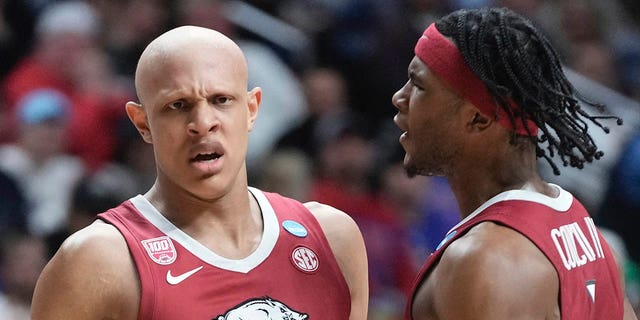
{"left": 407, "top": 185, "right": 624, "bottom": 319}
{"left": 98, "top": 187, "right": 350, "bottom": 319}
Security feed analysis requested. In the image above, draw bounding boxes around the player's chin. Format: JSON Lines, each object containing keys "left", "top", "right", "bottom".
{"left": 402, "top": 156, "right": 419, "bottom": 178}
{"left": 189, "top": 189, "right": 226, "bottom": 202}
{"left": 186, "top": 177, "right": 230, "bottom": 200}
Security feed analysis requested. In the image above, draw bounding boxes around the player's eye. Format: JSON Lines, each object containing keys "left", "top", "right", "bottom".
{"left": 213, "top": 96, "right": 233, "bottom": 105}
{"left": 409, "top": 77, "right": 425, "bottom": 92}
{"left": 168, "top": 101, "right": 186, "bottom": 110}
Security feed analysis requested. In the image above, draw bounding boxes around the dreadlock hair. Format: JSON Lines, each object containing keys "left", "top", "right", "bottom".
{"left": 434, "top": 7, "right": 622, "bottom": 175}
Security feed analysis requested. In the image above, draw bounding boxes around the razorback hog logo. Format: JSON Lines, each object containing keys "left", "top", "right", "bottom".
{"left": 215, "top": 297, "right": 308, "bottom": 320}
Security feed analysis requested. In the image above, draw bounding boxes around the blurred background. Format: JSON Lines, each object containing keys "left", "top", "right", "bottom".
{"left": 0, "top": 0, "right": 638, "bottom": 318}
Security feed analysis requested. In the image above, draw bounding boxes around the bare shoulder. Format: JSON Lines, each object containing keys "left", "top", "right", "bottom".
{"left": 303, "top": 201, "right": 361, "bottom": 240}
{"left": 431, "top": 222, "right": 559, "bottom": 319}
{"left": 303, "top": 201, "right": 369, "bottom": 320}
{"left": 31, "top": 220, "right": 139, "bottom": 320}
{"left": 302, "top": 201, "right": 365, "bottom": 271}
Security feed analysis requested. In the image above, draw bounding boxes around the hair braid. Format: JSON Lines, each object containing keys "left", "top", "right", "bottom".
{"left": 494, "top": 19, "right": 531, "bottom": 129}
{"left": 434, "top": 7, "right": 622, "bottom": 175}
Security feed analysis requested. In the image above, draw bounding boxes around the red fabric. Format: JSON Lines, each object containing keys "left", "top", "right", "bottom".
{"left": 406, "top": 192, "right": 624, "bottom": 319}
{"left": 98, "top": 190, "right": 351, "bottom": 319}
{"left": 415, "top": 23, "right": 538, "bottom": 136}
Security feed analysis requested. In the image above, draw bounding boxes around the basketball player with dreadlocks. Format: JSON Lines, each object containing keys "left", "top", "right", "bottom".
{"left": 392, "top": 7, "right": 637, "bottom": 320}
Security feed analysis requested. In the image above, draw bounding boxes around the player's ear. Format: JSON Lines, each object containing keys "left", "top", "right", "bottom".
{"left": 247, "top": 87, "right": 262, "bottom": 132}
{"left": 467, "top": 110, "right": 492, "bottom": 133}
{"left": 126, "top": 101, "right": 152, "bottom": 143}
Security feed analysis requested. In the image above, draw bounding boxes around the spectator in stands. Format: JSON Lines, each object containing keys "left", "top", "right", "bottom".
{"left": 309, "top": 124, "right": 416, "bottom": 318}
{"left": 0, "top": 169, "right": 27, "bottom": 234}
{"left": 2, "top": 1, "right": 130, "bottom": 169}
{"left": 0, "top": 231, "right": 47, "bottom": 320}
{"left": 0, "top": 89, "right": 85, "bottom": 236}
{"left": 380, "top": 163, "right": 460, "bottom": 267}
{"left": 45, "top": 173, "right": 124, "bottom": 258}
{"left": 276, "top": 67, "right": 357, "bottom": 161}
{"left": 1, "top": 1, "right": 98, "bottom": 139}
{"left": 255, "top": 149, "right": 314, "bottom": 202}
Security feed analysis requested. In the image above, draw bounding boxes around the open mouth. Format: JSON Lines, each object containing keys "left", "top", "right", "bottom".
{"left": 191, "top": 152, "right": 221, "bottom": 162}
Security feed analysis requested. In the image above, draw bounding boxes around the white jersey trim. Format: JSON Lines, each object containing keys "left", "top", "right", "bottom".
{"left": 130, "top": 187, "right": 279, "bottom": 273}
{"left": 447, "top": 183, "right": 573, "bottom": 235}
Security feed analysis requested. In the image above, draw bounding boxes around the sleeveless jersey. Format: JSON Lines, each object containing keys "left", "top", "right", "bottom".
{"left": 407, "top": 185, "right": 624, "bottom": 319}
{"left": 98, "top": 187, "right": 350, "bottom": 320}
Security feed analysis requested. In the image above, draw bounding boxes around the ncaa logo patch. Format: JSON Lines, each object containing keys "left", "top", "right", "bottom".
{"left": 282, "top": 220, "right": 307, "bottom": 238}
{"left": 141, "top": 236, "right": 177, "bottom": 265}
{"left": 291, "top": 246, "right": 319, "bottom": 273}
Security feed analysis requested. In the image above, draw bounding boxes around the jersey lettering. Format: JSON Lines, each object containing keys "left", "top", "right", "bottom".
{"left": 584, "top": 217, "right": 605, "bottom": 259}
{"left": 551, "top": 220, "right": 603, "bottom": 270}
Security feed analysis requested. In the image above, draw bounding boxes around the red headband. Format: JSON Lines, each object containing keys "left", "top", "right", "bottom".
{"left": 414, "top": 23, "right": 538, "bottom": 136}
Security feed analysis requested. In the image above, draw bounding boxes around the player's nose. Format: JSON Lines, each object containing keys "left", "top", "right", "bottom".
{"left": 187, "top": 101, "right": 220, "bottom": 136}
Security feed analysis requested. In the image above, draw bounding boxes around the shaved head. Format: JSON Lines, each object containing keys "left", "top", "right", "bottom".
{"left": 134, "top": 26, "right": 247, "bottom": 105}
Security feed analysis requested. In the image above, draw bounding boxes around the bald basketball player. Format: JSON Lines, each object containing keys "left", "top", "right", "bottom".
{"left": 31, "top": 26, "right": 368, "bottom": 319}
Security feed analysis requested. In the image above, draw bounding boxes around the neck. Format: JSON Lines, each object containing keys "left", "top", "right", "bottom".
{"left": 447, "top": 135, "right": 552, "bottom": 218}
{"left": 144, "top": 177, "right": 263, "bottom": 259}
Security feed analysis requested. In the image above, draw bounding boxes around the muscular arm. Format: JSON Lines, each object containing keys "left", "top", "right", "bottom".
{"left": 421, "top": 222, "right": 559, "bottom": 319}
{"left": 31, "top": 221, "right": 139, "bottom": 320}
{"left": 305, "top": 201, "right": 369, "bottom": 320}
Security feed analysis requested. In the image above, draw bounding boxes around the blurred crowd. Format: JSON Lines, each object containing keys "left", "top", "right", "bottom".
{"left": 0, "top": 0, "right": 638, "bottom": 318}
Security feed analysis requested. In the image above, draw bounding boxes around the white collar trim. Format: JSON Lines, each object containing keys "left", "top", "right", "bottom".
{"left": 130, "top": 187, "right": 278, "bottom": 273}
{"left": 447, "top": 183, "right": 573, "bottom": 235}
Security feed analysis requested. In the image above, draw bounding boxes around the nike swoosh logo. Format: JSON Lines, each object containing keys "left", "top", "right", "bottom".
{"left": 166, "top": 266, "right": 204, "bottom": 285}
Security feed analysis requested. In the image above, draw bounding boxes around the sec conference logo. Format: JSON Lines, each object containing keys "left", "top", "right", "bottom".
{"left": 291, "top": 246, "right": 319, "bottom": 273}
